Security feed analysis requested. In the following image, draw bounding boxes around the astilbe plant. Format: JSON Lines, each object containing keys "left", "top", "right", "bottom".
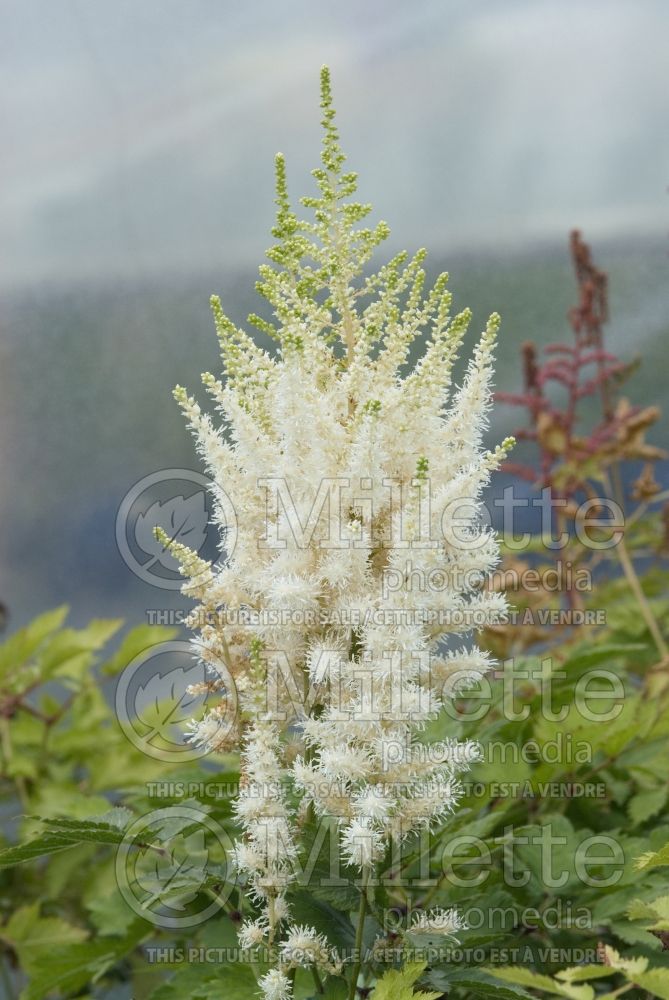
{"left": 489, "top": 231, "right": 669, "bottom": 662}
{"left": 497, "top": 230, "right": 663, "bottom": 494}
{"left": 162, "top": 68, "right": 512, "bottom": 999}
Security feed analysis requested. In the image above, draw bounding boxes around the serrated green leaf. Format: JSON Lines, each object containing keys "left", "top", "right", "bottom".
{"left": 370, "top": 962, "right": 441, "bottom": 1000}
{"left": 608, "top": 919, "right": 663, "bottom": 949}
{"left": 0, "top": 606, "right": 69, "bottom": 678}
{"left": 0, "top": 833, "right": 79, "bottom": 866}
{"left": 38, "top": 619, "right": 123, "bottom": 680}
{"left": 554, "top": 966, "right": 612, "bottom": 983}
{"left": 146, "top": 961, "right": 257, "bottom": 1000}
{"left": 562, "top": 643, "right": 648, "bottom": 672}
{"left": 627, "top": 898, "right": 661, "bottom": 920}
{"left": 483, "top": 967, "right": 595, "bottom": 999}
{"left": 4, "top": 903, "right": 88, "bottom": 976}
{"left": 18, "top": 922, "right": 146, "bottom": 1000}
{"left": 435, "top": 968, "right": 534, "bottom": 998}
{"left": 0, "top": 813, "right": 130, "bottom": 867}
{"left": 86, "top": 891, "right": 139, "bottom": 937}
{"left": 102, "top": 624, "right": 178, "bottom": 675}
{"left": 628, "top": 786, "right": 668, "bottom": 826}
{"left": 635, "top": 839, "right": 669, "bottom": 871}
{"left": 627, "top": 893, "right": 669, "bottom": 931}
{"left": 633, "top": 968, "right": 669, "bottom": 998}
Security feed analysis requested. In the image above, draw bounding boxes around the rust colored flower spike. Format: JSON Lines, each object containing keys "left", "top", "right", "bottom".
{"left": 569, "top": 229, "right": 608, "bottom": 339}
{"left": 496, "top": 231, "right": 663, "bottom": 495}
{"left": 522, "top": 340, "right": 539, "bottom": 394}
{"left": 488, "top": 229, "right": 668, "bottom": 662}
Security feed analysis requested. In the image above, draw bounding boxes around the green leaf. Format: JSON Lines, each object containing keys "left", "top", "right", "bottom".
{"left": 18, "top": 922, "right": 147, "bottom": 1000}
{"left": 297, "top": 818, "right": 360, "bottom": 910}
{"left": 0, "top": 833, "right": 80, "bottom": 866}
{"left": 561, "top": 643, "right": 648, "bottom": 672}
{"left": 608, "top": 919, "right": 663, "bottom": 949}
{"left": 0, "top": 606, "right": 69, "bottom": 678}
{"left": 554, "top": 967, "right": 612, "bottom": 983}
{"left": 601, "top": 944, "right": 648, "bottom": 976}
{"left": 436, "top": 969, "right": 534, "bottom": 998}
{"left": 86, "top": 891, "right": 139, "bottom": 936}
{"left": 38, "top": 619, "right": 123, "bottom": 680}
{"left": 0, "top": 813, "right": 130, "bottom": 867}
{"left": 483, "top": 967, "right": 595, "bottom": 999}
{"left": 370, "top": 962, "right": 441, "bottom": 1000}
{"left": 634, "top": 969, "right": 669, "bottom": 999}
{"left": 628, "top": 893, "right": 669, "bottom": 931}
{"left": 4, "top": 904, "right": 87, "bottom": 976}
{"left": 628, "top": 785, "right": 668, "bottom": 826}
{"left": 287, "top": 890, "right": 355, "bottom": 949}
{"left": 102, "top": 623, "right": 179, "bottom": 675}
{"left": 316, "top": 977, "right": 349, "bottom": 999}
{"left": 511, "top": 815, "right": 582, "bottom": 898}
{"left": 625, "top": 899, "right": 658, "bottom": 921}
{"left": 635, "top": 838, "right": 669, "bottom": 871}
{"left": 37, "top": 808, "right": 132, "bottom": 834}
{"left": 147, "top": 961, "right": 257, "bottom": 1000}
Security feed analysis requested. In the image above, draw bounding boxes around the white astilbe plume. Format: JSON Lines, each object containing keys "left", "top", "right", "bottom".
{"left": 231, "top": 720, "right": 297, "bottom": 945}
{"left": 280, "top": 925, "right": 342, "bottom": 974}
{"left": 167, "top": 67, "right": 511, "bottom": 990}
{"left": 409, "top": 907, "right": 467, "bottom": 940}
{"left": 258, "top": 968, "right": 292, "bottom": 1000}
{"left": 238, "top": 917, "right": 268, "bottom": 951}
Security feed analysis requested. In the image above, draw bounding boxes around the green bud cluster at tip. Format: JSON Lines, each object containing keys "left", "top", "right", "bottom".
{"left": 176, "top": 67, "right": 503, "bottom": 436}
{"left": 416, "top": 455, "right": 430, "bottom": 480}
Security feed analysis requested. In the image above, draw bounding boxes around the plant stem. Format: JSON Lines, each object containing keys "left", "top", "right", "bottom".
{"left": 311, "top": 965, "right": 324, "bottom": 994}
{"left": 348, "top": 868, "right": 370, "bottom": 1000}
{"left": 626, "top": 487, "right": 669, "bottom": 529}
{"left": 267, "top": 895, "right": 277, "bottom": 945}
{"left": 614, "top": 533, "right": 668, "bottom": 661}
{"left": 600, "top": 470, "right": 668, "bottom": 661}
{"left": 0, "top": 718, "right": 28, "bottom": 809}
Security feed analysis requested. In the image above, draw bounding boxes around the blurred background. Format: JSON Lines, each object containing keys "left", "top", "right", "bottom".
{"left": 1, "top": 0, "right": 667, "bottom": 631}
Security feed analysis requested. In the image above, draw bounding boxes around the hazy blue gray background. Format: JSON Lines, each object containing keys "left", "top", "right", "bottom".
{"left": 1, "top": 0, "right": 668, "bottom": 631}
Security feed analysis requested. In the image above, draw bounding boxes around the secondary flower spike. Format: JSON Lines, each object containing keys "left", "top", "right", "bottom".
{"left": 163, "top": 66, "right": 512, "bottom": 997}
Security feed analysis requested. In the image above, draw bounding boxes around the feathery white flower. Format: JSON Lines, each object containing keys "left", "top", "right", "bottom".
{"left": 238, "top": 917, "right": 267, "bottom": 950}
{"left": 230, "top": 842, "right": 265, "bottom": 876}
{"left": 341, "top": 818, "right": 385, "bottom": 869}
{"left": 352, "top": 786, "right": 396, "bottom": 822}
{"left": 258, "top": 967, "right": 292, "bottom": 1000}
{"left": 409, "top": 907, "right": 467, "bottom": 940}
{"left": 273, "top": 895, "right": 292, "bottom": 921}
{"left": 170, "top": 66, "right": 510, "bottom": 985}
{"left": 307, "top": 640, "right": 347, "bottom": 684}
{"left": 184, "top": 709, "right": 231, "bottom": 753}
{"left": 280, "top": 924, "right": 331, "bottom": 968}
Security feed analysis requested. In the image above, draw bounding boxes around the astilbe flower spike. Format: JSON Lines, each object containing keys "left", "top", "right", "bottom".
{"left": 496, "top": 230, "right": 665, "bottom": 495}
{"left": 488, "top": 231, "right": 668, "bottom": 661}
{"left": 165, "top": 67, "right": 511, "bottom": 997}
